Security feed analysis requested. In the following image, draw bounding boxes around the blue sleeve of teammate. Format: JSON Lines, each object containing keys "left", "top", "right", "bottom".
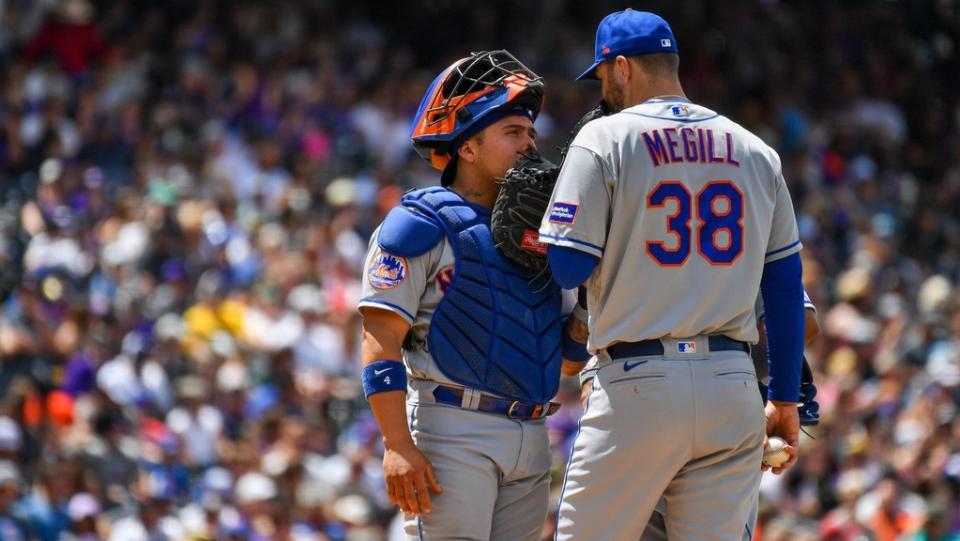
{"left": 547, "top": 245, "right": 598, "bottom": 289}
{"left": 760, "top": 252, "right": 804, "bottom": 402}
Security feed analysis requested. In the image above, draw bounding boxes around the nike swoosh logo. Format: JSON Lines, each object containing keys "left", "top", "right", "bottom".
{"left": 623, "top": 360, "right": 649, "bottom": 372}
{"left": 374, "top": 368, "right": 392, "bottom": 376}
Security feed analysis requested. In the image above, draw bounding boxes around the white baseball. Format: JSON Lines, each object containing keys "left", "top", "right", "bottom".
{"left": 763, "top": 437, "right": 790, "bottom": 468}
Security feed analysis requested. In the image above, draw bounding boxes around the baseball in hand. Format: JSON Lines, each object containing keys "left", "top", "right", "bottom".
{"left": 763, "top": 437, "right": 790, "bottom": 468}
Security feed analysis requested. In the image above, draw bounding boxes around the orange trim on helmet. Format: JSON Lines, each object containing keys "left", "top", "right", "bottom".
{"left": 430, "top": 149, "right": 450, "bottom": 170}
{"left": 414, "top": 85, "right": 498, "bottom": 140}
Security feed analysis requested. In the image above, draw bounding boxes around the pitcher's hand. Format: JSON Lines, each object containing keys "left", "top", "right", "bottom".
{"left": 763, "top": 400, "right": 800, "bottom": 475}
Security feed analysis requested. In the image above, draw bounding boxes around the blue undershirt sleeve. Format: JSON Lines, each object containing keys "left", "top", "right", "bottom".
{"left": 760, "top": 252, "right": 804, "bottom": 402}
{"left": 548, "top": 245, "right": 598, "bottom": 289}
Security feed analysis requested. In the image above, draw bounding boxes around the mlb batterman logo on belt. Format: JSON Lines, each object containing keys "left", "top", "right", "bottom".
{"left": 367, "top": 250, "right": 407, "bottom": 289}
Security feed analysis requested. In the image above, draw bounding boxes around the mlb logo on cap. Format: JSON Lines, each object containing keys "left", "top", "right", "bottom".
{"left": 677, "top": 342, "right": 696, "bottom": 353}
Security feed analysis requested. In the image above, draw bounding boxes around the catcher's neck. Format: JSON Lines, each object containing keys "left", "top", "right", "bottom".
{"left": 451, "top": 176, "right": 498, "bottom": 209}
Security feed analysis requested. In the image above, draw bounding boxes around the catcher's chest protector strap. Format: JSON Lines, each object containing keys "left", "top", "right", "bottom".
{"left": 403, "top": 187, "right": 563, "bottom": 403}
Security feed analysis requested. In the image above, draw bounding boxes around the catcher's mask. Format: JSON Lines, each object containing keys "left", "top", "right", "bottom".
{"left": 410, "top": 50, "right": 544, "bottom": 186}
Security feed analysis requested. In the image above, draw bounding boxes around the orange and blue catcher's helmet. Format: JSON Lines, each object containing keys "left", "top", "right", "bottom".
{"left": 410, "top": 50, "right": 544, "bottom": 185}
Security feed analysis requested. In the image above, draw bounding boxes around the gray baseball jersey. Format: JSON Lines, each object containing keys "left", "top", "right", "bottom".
{"left": 539, "top": 99, "right": 801, "bottom": 352}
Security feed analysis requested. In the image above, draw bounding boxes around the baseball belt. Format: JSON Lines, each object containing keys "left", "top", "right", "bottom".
{"left": 608, "top": 335, "right": 750, "bottom": 360}
{"left": 432, "top": 385, "right": 561, "bottom": 420}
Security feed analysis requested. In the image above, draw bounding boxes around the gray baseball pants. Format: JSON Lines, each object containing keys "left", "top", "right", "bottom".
{"left": 642, "top": 491, "right": 759, "bottom": 541}
{"left": 556, "top": 337, "right": 765, "bottom": 541}
{"left": 404, "top": 380, "right": 552, "bottom": 541}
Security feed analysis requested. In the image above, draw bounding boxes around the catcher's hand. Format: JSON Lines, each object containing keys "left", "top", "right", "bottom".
{"left": 491, "top": 102, "right": 610, "bottom": 275}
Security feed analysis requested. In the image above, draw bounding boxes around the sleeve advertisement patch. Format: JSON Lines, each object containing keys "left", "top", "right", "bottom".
{"left": 548, "top": 202, "right": 579, "bottom": 224}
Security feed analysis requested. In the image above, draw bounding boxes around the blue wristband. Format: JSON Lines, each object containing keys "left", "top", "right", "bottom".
{"left": 361, "top": 360, "right": 407, "bottom": 399}
{"left": 562, "top": 322, "right": 590, "bottom": 362}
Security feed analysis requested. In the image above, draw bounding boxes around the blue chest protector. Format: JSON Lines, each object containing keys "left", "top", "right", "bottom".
{"left": 378, "top": 187, "right": 563, "bottom": 403}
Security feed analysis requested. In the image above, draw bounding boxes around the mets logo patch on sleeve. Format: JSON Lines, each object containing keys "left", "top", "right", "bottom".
{"left": 435, "top": 266, "right": 455, "bottom": 294}
{"left": 549, "top": 202, "right": 579, "bottom": 224}
{"left": 368, "top": 250, "right": 408, "bottom": 289}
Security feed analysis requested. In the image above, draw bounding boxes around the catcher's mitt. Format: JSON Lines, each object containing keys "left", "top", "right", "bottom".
{"left": 491, "top": 102, "right": 610, "bottom": 275}
{"left": 491, "top": 153, "right": 559, "bottom": 275}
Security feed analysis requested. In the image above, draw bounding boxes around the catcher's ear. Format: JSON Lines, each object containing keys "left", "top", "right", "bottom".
{"left": 457, "top": 138, "right": 481, "bottom": 165}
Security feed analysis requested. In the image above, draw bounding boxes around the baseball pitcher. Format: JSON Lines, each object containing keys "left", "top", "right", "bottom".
{"left": 540, "top": 10, "right": 807, "bottom": 541}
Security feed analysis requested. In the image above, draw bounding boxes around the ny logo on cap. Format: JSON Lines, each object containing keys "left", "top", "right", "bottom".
{"left": 661, "top": 38, "right": 672, "bottom": 47}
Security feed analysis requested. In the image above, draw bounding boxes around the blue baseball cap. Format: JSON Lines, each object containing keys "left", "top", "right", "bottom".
{"left": 577, "top": 9, "right": 678, "bottom": 81}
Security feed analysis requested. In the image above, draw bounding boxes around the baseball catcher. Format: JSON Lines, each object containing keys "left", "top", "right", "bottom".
{"left": 357, "top": 49, "right": 592, "bottom": 541}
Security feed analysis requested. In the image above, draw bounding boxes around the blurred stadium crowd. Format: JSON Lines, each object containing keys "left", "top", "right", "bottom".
{"left": 0, "top": 0, "right": 958, "bottom": 539}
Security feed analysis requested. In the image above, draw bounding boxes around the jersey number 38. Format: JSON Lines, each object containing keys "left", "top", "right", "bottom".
{"left": 646, "top": 180, "right": 743, "bottom": 267}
